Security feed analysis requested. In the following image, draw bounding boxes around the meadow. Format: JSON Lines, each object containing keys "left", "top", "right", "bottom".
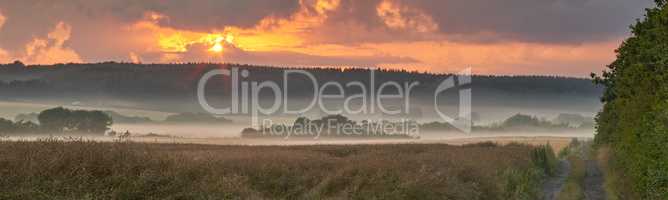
{"left": 0, "top": 139, "right": 556, "bottom": 199}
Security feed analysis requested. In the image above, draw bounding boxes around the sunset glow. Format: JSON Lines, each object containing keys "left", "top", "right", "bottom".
{"left": 0, "top": 0, "right": 654, "bottom": 76}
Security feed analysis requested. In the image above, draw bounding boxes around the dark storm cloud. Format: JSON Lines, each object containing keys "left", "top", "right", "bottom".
{"left": 148, "top": 0, "right": 300, "bottom": 31}
{"left": 302, "top": 0, "right": 655, "bottom": 44}
{"left": 399, "top": 0, "right": 654, "bottom": 43}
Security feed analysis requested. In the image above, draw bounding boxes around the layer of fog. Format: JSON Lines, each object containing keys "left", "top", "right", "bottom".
{"left": 0, "top": 99, "right": 598, "bottom": 145}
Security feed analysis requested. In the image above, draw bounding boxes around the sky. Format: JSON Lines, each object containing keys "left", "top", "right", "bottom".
{"left": 0, "top": 0, "right": 656, "bottom": 76}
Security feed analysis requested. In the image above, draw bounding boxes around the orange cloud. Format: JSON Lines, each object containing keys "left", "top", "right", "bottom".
{"left": 0, "top": 48, "right": 9, "bottom": 63}
{"left": 75, "top": 0, "right": 622, "bottom": 76}
{"left": 123, "top": 0, "right": 620, "bottom": 76}
{"left": 0, "top": 12, "right": 5, "bottom": 29}
{"left": 0, "top": 12, "right": 9, "bottom": 63}
{"left": 20, "top": 22, "right": 82, "bottom": 64}
{"left": 376, "top": 0, "right": 438, "bottom": 33}
{"left": 129, "top": 52, "right": 141, "bottom": 63}
{"left": 127, "top": 0, "right": 341, "bottom": 60}
{"left": 364, "top": 39, "right": 620, "bottom": 76}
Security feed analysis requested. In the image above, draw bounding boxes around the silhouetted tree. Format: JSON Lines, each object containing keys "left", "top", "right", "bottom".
{"left": 38, "top": 107, "right": 71, "bottom": 132}
{"left": 38, "top": 107, "right": 113, "bottom": 134}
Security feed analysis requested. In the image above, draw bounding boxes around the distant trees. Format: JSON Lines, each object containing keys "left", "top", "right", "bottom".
{"left": 38, "top": 107, "right": 71, "bottom": 132}
{"left": 0, "top": 118, "right": 39, "bottom": 134}
{"left": 70, "top": 110, "right": 113, "bottom": 133}
{"left": 419, "top": 121, "right": 457, "bottom": 131}
{"left": 103, "top": 111, "right": 153, "bottom": 124}
{"left": 497, "top": 114, "right": 570, "bottom": 131}
{"left": 0, "top": 118, "right": 15, "bottom": 134}
{"left": 0, "top": 60, "right": 603, "bottom": 115}
{"left": 501, "top": 114, "right": 545, "bottom": 128}
{"left": 37, "top": 107, "right": 113, "bottom": 134}
{"left": 14, "top": 112, "right": 38, "bottom": 123}
{"left": 552, "top": 113, "right": 593, "bottom": 127}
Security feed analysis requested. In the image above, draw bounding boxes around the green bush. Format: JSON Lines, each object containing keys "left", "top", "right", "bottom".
{"left": 499, "top": 168, "right": 543, "bottom": 200}
{"left": 496, "top": 144, "right": 559, "bottom": 200}
{"left": 592, "top": 0, "right": 668, "bottom": 198}
{"left": 530, "top": 144, "right": 558, "bottom": 176}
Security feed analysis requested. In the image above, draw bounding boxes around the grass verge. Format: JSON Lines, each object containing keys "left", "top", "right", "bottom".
{"left": 596, "top": 145, "right": 637, "bottom": 200}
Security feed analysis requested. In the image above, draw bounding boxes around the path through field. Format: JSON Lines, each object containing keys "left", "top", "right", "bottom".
{"left": 584, "top": 159, "right": 606, "bottom": 199}
{"left": 545, "top": 141, "right": 607, "bottom": 200}
{"left": 543, "top": 160, "right": 571, "bottom": 200}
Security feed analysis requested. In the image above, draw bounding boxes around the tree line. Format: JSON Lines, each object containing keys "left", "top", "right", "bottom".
{"left": 592, "top": 0, "right": 668, "bottom": 198}
{"left": 0, "top": 107, "right": 112, "bottom": 135}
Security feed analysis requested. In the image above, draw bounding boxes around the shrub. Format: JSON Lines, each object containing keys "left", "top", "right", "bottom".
{"left": 592, "top": 1, "right": 668, "bottom": 198}
{"left": 530, "top": 144, "right": 558, "bottom": 176}
{"left": 499, "top": 168, "right": 543, "bottom": 200}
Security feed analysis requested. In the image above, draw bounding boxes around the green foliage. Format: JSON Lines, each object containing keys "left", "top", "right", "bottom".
{"left": 558, "top": 138, "right": 582, "bottom": 159}
{"left": 530, "top": 144, "right": 558, "bottom": 177}
{"left": 497, "top": 144, "right": 559, "bottom": 200}
{"left": 592, "top": 1, "right": 668, "bottom": 198}
{"left": 499, "top": 168, "right": 543, "bottom": 200}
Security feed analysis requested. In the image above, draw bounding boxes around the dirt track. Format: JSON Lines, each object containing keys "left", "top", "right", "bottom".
{"left": 584, "top": 159, "right": 606, "bottom": 200}
{"left": 543, "top": 160, "right": 571, "bottom": 200}
{"left": 544, "top": 141, "right": 606, "bottom": 200}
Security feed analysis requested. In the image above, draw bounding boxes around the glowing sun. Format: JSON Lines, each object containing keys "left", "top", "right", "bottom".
{"left": 207, "top": 34, "right": 234, "bottom": 53}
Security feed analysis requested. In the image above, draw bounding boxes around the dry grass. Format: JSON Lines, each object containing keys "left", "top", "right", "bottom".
{"left": 444, "top": 136, "right": 574, "bottom": 153}
{"left": 0, "top": 139, "right": 549, "bottom": 199}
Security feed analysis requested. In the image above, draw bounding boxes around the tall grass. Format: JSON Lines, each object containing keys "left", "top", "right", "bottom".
{"left": 495, "top": 143, "right": 559, "bottom": 200}
{"left": 0, "top": 139, "right": 550, "bottom": 199}
{"left": 530, "top": 144, "right": 558, "bottom": 176}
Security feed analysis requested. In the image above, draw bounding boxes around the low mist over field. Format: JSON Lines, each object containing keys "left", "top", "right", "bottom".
{"left": 0, "top": 63, "right": 600, "bottom": 141}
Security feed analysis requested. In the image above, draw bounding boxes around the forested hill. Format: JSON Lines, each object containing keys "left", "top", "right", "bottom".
{"left": 0, "top": 62, "right": 603, "bottom": 113}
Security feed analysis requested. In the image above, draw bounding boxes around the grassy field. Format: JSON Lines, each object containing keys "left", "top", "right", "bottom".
{"left": 0, "top": 139, "right": 557, "bottom": 199}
